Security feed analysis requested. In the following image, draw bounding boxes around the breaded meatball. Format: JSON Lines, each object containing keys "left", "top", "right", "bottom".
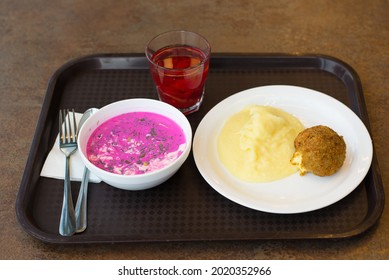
{"left": 290, "top": 125, "right": 346, "bottom": 176}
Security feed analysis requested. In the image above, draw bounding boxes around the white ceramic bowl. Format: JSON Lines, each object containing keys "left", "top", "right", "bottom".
{"left": 77, "top": 98, "right": 192, "bottom": 191}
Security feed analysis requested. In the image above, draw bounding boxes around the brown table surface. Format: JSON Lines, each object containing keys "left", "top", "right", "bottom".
{"left": 1, "top": 0, "right": 388, "bottom": 259}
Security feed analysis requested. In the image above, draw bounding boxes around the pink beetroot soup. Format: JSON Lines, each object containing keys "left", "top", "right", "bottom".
{"left": 86, "top": 111, "right": 186, "bottom": 175}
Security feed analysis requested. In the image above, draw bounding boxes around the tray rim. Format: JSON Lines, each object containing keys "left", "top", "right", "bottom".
{"left": 16, "top": 53, "right": 385, "bottom": 244}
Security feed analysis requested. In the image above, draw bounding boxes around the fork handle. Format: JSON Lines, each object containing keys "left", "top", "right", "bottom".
{"left": 75, "top": 167, "right": 89, "bottom": 233}
{"left": 59, "top": 155, "right": 76, "bottom": 236}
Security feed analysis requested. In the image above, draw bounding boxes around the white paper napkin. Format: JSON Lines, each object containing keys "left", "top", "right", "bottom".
{"left": 40, "top": 112, "right": 102, "bottom": 183}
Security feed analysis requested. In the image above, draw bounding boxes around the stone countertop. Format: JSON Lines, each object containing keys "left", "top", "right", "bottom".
{"left": 1, "top": 0, "right": 388, "bottom": 259}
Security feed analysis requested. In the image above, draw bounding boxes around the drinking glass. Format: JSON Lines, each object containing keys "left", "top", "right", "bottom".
{"left": 145, "top": 30, "right": 211, "bottom": 115}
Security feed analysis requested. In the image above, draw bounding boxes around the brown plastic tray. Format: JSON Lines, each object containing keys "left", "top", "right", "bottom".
{"left": 16, "top": 53, "right": 384, "bottom": 243}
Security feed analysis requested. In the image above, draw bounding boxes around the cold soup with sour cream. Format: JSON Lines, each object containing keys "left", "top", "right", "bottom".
{"left": 86, "top": 111, "right": 186, "bottom": 175}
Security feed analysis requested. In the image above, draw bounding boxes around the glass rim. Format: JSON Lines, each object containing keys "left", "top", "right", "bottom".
{"left": 145, "top": 30, "right": 211, "bottom": 70}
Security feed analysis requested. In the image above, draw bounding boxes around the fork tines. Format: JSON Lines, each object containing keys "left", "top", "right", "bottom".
{"left": 59, "top": 109, "right": 78, "bottom": 144}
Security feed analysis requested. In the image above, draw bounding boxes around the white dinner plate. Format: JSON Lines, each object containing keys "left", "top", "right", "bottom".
{"left": 193, "top": 85, "right": 373, "bottom": 214}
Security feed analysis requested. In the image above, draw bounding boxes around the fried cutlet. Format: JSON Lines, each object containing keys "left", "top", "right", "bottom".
{"left": 290, "top": 125, "right": 346, "bottom": 176}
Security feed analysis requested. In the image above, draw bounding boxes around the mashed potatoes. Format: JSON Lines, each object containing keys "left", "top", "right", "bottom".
{"left": 217, "top": 105, "right": 304, "bottom": 182}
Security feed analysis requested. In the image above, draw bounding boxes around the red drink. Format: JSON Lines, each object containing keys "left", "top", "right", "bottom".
{"left": 149, "top": 45, "right": 210, "bottom": 114}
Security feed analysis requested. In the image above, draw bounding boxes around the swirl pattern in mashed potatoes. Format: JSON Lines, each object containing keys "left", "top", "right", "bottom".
{"left": 217, "top": 105, "right": 304, "bottom": 182}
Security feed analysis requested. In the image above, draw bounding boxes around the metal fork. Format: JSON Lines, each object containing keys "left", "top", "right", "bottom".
{"left": 58, "top": 109, "right": 77, "bottom": 236}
